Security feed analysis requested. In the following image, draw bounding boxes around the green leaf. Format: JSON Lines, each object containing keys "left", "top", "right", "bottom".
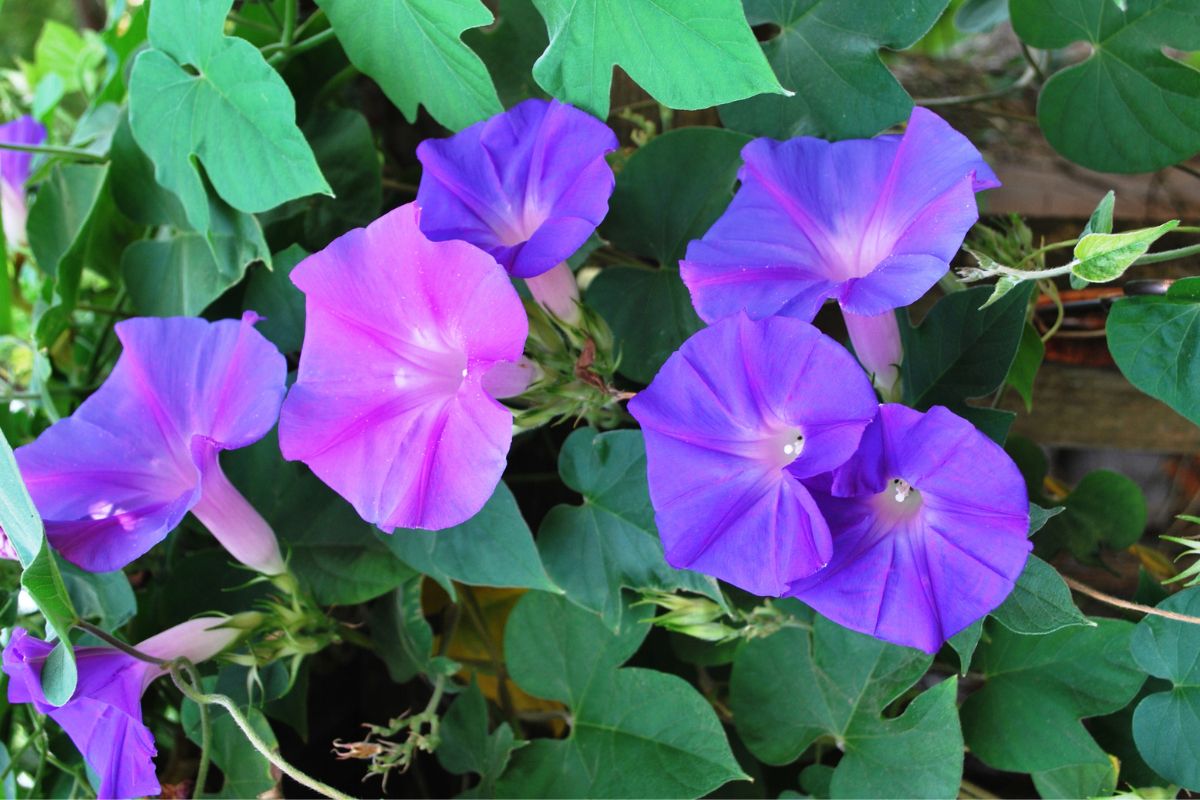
{"left": 1107, "top": 277, "right": 1200, "bottom": 427}
{"left": 1130, "top": 588, "right": 1200, "bottom": 791}
{"left": 991, "top": 554, "right": 1090, "bottom": 635}
{"left": 537, "top": 428, "right": 722, "bottom": 628}
{"left": 109, "top": 109, "right": 188, "bottom": 228}
{"left": 529, "top": 0, "right": 784, "bottom": 119}
{"left": 59, "top": 558, "right": 136, "bottom": 632}
{"left": 369, "top": 576, "right": 434, "bottom": 684}
{"left": 243, "top": 245, "right": 308, "bottom": 355}
{"left": 383, "top": 482, "right": 558, "bottom": 597}
{"left": 948, "top": 620, "right": 983, "bottom": 675}
{"left": 1033, "top": 760, "right": 1119, "bottom": 800}
{"left": 128, "top": 0, "right": 329, "bottom": 234}
{"left": 719, "top": 0, "right": 949, "bottom": 140}
{"left": 497, "top": 592, "right": 745, "bottom": 798}
{"left": 1071, "top": 191, "right": 1116, "bottom": 289}
{"left": 316, "top": 0, "right": 502, "bottom": 131}
{"left": 0, "top": 741, "right": 17, "bottom": 800}
{"left": 1072, "top": 221, "right": 1178, "bottom": 283}
{"left": 25, "top": 20, "right": 104, "bottom": 95}
{"left": 438, "top": 680, "right": 522, "bottom": 797}
{"left": 961, "top": 619, "right": 1144, "bottom": 775}
{"left": 601, "top": 127, "right": 750, "bottom": 266}
{"left": 182, "top": 678, "right": 280, "bottom": 798}
{"left": 1010, "top": 0, "right": 1200, "bottom": 173}
{"left": 0, "top": 431, "right": 78, "bottom": 704}
{"left": 462, "top": 0, "right": 548, "bottom": 106}
{"left": 223, "top": 433, "right": 413, "bottom": 605}
{"left": 1005, "top": 322, "right": 1044, "bottom": 411}
{"left": 730, "top": 619, "right": 962, "bottom": 797}
{"left": 586, "top": 267, "right": 703, "bottom": 384}
{"left": 122, "top": 196, "right": 270, "bottom": 317}
{"left": 1038, "top": 470, "right": 1148, "bottom": 563}
{"left": 901, "top": 282, "right": 1034, "bottom": 410}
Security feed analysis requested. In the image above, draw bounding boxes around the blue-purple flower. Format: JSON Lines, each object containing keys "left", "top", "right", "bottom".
{"left": 278, "top": 203, "right": 528, "bottom": 531}
{"left": 416, "top": 98, "right": 617, "bottom": 280}
{"left": 3, "top": 617, "right": 239, "bottom": 799}
{"left": 788, "top": 404, "right": 1031, "bottom": 653}
{"left": 628, "top": 313, "right": 878, "bottom": 596}
{"left": 1, "top": 116, "right": 47, "bottom": 248}
{"left": 16, "top": 313, "right": 287, "bottom": 574}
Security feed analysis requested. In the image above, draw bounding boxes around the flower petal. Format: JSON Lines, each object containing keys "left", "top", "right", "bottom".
{"left": 279, "top": 203, "right": 527, "bottom": 530}
{"left": 0, "top": 116, "right": 47, "bottom": 192}
{"left": 416, "top": 98, "right": 617, "bottom": 278}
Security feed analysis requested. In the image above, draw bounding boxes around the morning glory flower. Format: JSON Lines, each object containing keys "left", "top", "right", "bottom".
{"left": 680, "top": 108, "right": 998, "bottom": 396}
{"left": 628, "top": 313, "right": 878, "bottom": 596}
{"left": 1, "top": 116, "right": 47, "bottom": 249}
{"left": 16, "top": 313, "right": 287, "bottom": 575}
{"left": 3, "top": 617, "right": 240, "bottom": 799}
{"left": 278, "top": 203, "right": 528, "bottom": 531}
{"left": 788, "top": 404, "right": 1031, "bottom": 654}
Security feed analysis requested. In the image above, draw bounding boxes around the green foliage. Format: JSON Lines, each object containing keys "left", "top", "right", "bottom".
{"left": 730, "top": 617, "right": 963, "bottom": 797}
{"left": 128, "top": 0, "right": 329, "bottom": 234}
{"left": 242, "top": 245, "right": 308, "bottom": 355}
{"left": 182, "top": 678, "right": 280, "bottom": 798}
{"left": 537, "top": 428, "right": 722, "bottom": 628}
{"left": 529, "top": 0, "right": 784, "bottom": 118}
{"left": 497, "top": 591, "right": 745, "bottom": 797}
{"left": 437, "top": 680, "right": 522, "bottom": 797}
{"left": 1130, "top": 589, "right": 1200, "bottom": 791}
{"left": 991, "top": 554, "right": 1090, "bottom": 635}
{"left": 961, "top": 620, "right": 1145, "bottom": 776}
{"left": 1010, "top": 0, "right": 1200, "bottom": 173}
{"left": 370, "top": 577, "right": 438, "bottom": 683}
{"left": 1038, "top": 470, "right": 1148, "bottom": 563}
{"left": 1108, "top": 277, "right": 1200, "bottom": 427}
{"left": 1072, "top": 221, "right": 1179, "bottom": 283}
{"left": 720, "top": 0, "right": 949, "bottom": 140}
{"left": 316, "top": 0, "right": 502, "bottom": 131}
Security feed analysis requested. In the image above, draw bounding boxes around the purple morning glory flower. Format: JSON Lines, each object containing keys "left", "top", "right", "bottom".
{"left": 16, "top": 313, "right": 287, "bottom": 574}
{"left": 681, "top": 107, "right": 998, "bottom": 323}
{"left": 628, "top": 313, "right": 878, "bottom": 596}
{"left": 278, "top": 203, "right": 528, "bottom": 531}
{"left": 1, "top": 116, "right": 47, "bottom": 248}
{"left": 415, "top": 98, "right": 618, "bottom": 280}
{"left": 788, "top": 404, "right": 1031, "bottom": 653}
{"left": 3, "top": 617, "right": 239, "bottom": 799}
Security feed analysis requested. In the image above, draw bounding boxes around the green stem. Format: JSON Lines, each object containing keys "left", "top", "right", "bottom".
{"left": 180, "top": 660, "right": 212, "bottom": 799}
{"left": 167, "top": 664, "right": 353, "bottom": 800}
{"left": 1133, "top": 242, "right": 1200, "bottom": 266}
{"left": 74, "top": 620, "right": 168, "bottom": 666}
{"left": 267, "top": 28, "right": 336, "bottom": 66}
{"left": 0, "top": 142, "right": 106, "bottom": 163}
{"left": 281, "top": 0, "right": 298, "bottom": 46}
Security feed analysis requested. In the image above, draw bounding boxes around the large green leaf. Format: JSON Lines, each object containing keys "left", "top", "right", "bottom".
{"left": 901, "top": 282, "right": 1034, "bottom": 410}
{"left": 496, "top": 592, "right": 745, "bottom": 798}
{"left": 1010, "top": 0, "right": 1200, "bottom": 173}
{"left": 961, "top": 620, "right": 1144, "bottom": 775}
{"left": 223, "top": 434, "right": 413, "bottom": 605}
{"left": 128, "top": 0, "right": 329, "bottom": 234}
{"left": 720, "top": 0, "right": 949, "bottom": 140}
{"left": 383, "top": 482, "right": 558, "bottom": 598}
{"left": 730, "top": 618, "right": 961, "bottom": 797}
{"left": 536, "top": 428, "right": 721, "bottom": 628}
{"left": 1130, "top": 588, "right": 1200, "bottom": 791}
{"left": 462, "top": 0, "right": 548, "bottom": 106}
{"left": 438, "top": 680, "right": 522, "bottom": 798}
{"left": 1037, "top": 470, "right": 1147, "bottom": 564}
{"left": 528, "top": 0, "right": 784, "bottom": 118}
{"left": 1107, "top": 277, "right": 1200, "bottom": 427}
{"left": 991, "top": 554, "right": 1089, "bottom": 635}
{"left": 0, "top": 432, "right": 78, "bottom": 705}
{"left": 316, "top": 0, "right": 502, "bottom": 131}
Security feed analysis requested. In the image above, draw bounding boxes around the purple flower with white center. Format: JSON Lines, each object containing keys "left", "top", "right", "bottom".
{"left": 680, "top": 108, "right": 998, "bottom": 396}
{"left": 1, "top": 116, "right": 47, "bottom": 249}
{"left": 16, "top": 313, "right": 287, "bottom": 575}
{"left": 416, "top": 98, "right": 617, "bottom": 281}
{"left": 3, "top": 617, "right": 239, "bottom": 799}
{"left": 788, "top": 404, "right": 1031, "bottom": 654}
{"left": 628, "top": 313, "right": 878, "bottom": 596}
{"left": 278, "top": 203, "right": 528, "bottom": 531}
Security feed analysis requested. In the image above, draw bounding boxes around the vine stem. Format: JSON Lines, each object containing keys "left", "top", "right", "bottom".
{"left": 916, "top": 65, "right": 1036, "bottom": 107}
{"left": 74, "top": 620, "right": 167, "bottom": 666}
{"left": 1063, "top": 576, "right": 1200, "bottom": 625}
{"left": 167, "top": 664, "right": 354, "bottom": 800}
{"left": 0, "top": 142, "right": 106, "bottom": 163}
{"left": 179, "top": 660, "right": 211, "bottom": 799}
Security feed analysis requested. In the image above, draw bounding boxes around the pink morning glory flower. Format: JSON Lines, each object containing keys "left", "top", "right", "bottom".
{"left": 628, "top": 313, "right": 878, "bottom": 596}
{"left": 680, "top": 108, "right": 998, "bottom": 395}
{"left": 16, "top": 313, "right": 287, "bottom": 575}
{"left": 3, "top": 617, "right": 240, "bottom": 799}
{"left": 278, "top": 203, "right": 528, "bottom": 531}
{"left": 788, "top": 404, "right": 1032, "bottom": 653}
{"left": 1, "top": 116, "right": 47, "bottom": 249}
